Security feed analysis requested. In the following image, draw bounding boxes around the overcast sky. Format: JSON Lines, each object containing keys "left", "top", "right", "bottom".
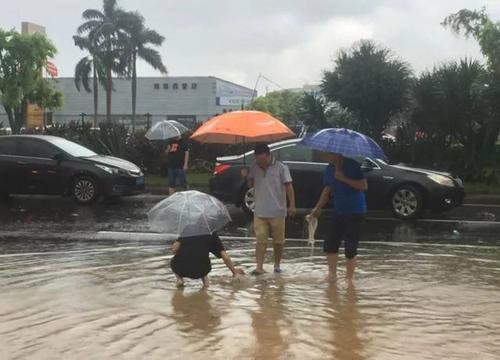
{"left": 2, "top": 0, "right": 500, "bottom": 94}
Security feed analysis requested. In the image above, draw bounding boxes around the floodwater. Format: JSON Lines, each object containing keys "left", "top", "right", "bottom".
{"left": 1, "top": 218, "right": 500, "bottom": 360}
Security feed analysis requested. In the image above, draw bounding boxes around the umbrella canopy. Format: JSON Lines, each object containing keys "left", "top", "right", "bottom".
{"left": 145, "top": 120, "right": 189, "bottom": 141}
{"left": 147, "top": 191, "right": 231, "bottom": 237}
{"left": 301, "top": 128, "right": 388, "bottom": 161}
{"left": 190, "top": 110, "right": 295, "bottom": 144}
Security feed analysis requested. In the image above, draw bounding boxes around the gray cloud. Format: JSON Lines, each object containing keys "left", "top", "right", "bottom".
{"left": 1, "top": 0, "right": 499, "bottom": 94}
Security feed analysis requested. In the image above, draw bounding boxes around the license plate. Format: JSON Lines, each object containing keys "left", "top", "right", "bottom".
{"left": 136, "top": 176, "right": 145, "bottom": 186}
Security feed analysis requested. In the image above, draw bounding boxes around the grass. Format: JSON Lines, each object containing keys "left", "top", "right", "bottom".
{"left": 145, "top": 172, "right": 212, "bottom": 190}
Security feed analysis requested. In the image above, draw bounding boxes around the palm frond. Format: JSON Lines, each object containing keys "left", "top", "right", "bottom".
{"left": 137, "top": 47, "right": 167, "bottom": 73}
{"left": 74, "top": 57, "right": 93, "bottom": 92}
{"left": 82, "top": 9, "right": 104, "bottom": 21}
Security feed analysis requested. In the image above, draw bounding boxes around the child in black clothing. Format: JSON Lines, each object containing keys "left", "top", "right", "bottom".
{"left": 171, "top": 231, "right": 244, "bottom": 288}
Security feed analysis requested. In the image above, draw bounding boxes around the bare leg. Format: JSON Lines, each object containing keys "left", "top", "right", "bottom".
{"left": 346, "top": 256, "right": 357, "bottom": 281}
{"left": 273, "top": 243, "right": 284, "bottom": 271}
{"left": 202, "top": 276, "right": 209, "bottom": 288}
{"left": 327, "top": 253, "right": 339, "bottom": 281}
{"left": 255, "top": 242, "right": 267, "bottom": 273}
{"left": 175, "top": 275, "right": 184, "bottom": 288}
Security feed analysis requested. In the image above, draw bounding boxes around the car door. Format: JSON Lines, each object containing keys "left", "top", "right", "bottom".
{"left": 362, "top": 158, "right": 395, "bottom": 210}
{"left": 17, "top": 138, "right": 62, "bottom": 195}
{"left": 0, "top": 137, "right": 23, "bottom": 194}
{"left": 275, "top": 144, "right": 326, "bottom": 209}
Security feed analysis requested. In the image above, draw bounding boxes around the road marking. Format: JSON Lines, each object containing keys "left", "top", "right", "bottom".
{"left": 463, "top": 203, "right": 500, "bottom": 208}
{"left": 366, "top": 217, "right": 500, "bottom": 225}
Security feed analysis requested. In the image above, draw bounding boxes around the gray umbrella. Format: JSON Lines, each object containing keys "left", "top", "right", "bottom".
{"left": 145, "top": 120, "right": 189, "bottom": 140}
{"left": 147, "top": 191, "right": 232, "bottom": 237}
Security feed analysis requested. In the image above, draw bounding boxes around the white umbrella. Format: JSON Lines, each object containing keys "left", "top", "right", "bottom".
{"left": 147, "top": 191, "right": 231, "bottom": 237}
{"left": 145, "top": 120, "right": 189, "bottom": 141}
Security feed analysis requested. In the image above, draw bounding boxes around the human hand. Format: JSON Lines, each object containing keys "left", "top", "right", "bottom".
{"left": 288, "top": 206, "right": 297, "bottom": 218}
{"left": 335, "top": 169, "right": 346, "bottom": 182}
{"left": 233, "top": 268, "right": 245, "bottom": 276}
{"left": 240, "top": 168, "right": 249, "bottom": 178}
{"left": 310, "top": 207, "right": 322, "bottom": 218}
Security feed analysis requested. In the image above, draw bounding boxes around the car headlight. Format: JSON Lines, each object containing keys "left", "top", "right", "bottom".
{"left": 427, "top": 174, "right": 455, "bottom": 187}
{"left": 95, "top": 164, "right": 119, "bottom": 174}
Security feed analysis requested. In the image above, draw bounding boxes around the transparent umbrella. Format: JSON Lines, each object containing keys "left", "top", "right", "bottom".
{"left": 147, "top": 191, "right": 232, "bottom": 237}
{"left": 145, "top": 120, "right": 189, "bottom": 141}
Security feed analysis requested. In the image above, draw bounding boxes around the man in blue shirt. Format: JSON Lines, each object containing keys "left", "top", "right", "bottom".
{"left": 310, "top": 152, "right": 367, "bottom": 281}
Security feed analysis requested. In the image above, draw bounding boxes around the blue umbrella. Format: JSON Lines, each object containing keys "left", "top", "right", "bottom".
{"left": 300, "top": 128, "right": 388, "bottom": 161}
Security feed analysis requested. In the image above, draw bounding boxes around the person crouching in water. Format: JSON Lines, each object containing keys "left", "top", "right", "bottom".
{"left": 170, "top": 226, "right": 244, "bottom": 288}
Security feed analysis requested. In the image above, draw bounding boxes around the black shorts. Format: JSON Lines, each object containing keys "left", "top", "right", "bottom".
{"left": 324, "top": 213, "right": 365, "bottom": 259}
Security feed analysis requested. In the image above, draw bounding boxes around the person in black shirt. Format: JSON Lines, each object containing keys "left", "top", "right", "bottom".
{"left": 171, "top": 230, "right": 245, "bottom": 288}
{"left": 166, "top": 136, "right": 189, "bottom": 195}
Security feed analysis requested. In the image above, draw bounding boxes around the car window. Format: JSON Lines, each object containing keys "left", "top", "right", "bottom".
{"left": 48, "top": 138, "right": 97, "bottom": 157}
{"left": 0, "top": 138, "right": 21, "bottom": 156}
{"left": 275, "top": 145, "right": 313, "bottom": 162}
{"left": 18, "top": 139, "right": 59, "bottom": 159}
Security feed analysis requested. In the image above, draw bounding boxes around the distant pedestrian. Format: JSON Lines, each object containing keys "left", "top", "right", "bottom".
{"left": 245, "top": 143, "right": 296, "bottom": 275}
{"left": 166, "top": 135, "right": 189, "bottom": 195}
{"left": 171, "top": 229, "right": 244, "bottom": 288}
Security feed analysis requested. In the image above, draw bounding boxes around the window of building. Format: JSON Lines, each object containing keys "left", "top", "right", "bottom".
{"left": 172, "top": 83, "right": 178, "bottom": 90}
{"left": 191, "top": 83, "right": 197, "bottom": 90}
{"left": 154, "top": 83, "right": 160, "bottom": 90}
{"left": 182, "top": 83, "right": 188, "bottom": 90}
{"left": 163, "top": 83, "right": 169, "bottom": 89}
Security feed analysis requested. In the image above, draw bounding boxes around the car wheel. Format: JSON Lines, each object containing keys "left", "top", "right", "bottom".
{"left": 72, "top": 176, "right": 99, "bottom": 204}
{"left": 241, "top": 187, "right": 255, "bottom": 216}
{"left": 391, "top": 185, "right": 423, "bottom": 220}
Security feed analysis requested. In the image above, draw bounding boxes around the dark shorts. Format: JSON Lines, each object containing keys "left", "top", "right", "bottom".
{"left": 324, "top": 213, "right": 365, "bottom": 259}
{"left": 168, "top": 168, "right": 187, "bottom": 188}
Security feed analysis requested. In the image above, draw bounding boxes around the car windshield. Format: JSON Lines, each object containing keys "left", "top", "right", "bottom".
{"left": 49, "top": 138, "right": 97, "bottom": 157}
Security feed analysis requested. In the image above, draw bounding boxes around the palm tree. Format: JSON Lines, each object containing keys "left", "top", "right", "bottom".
{"left": 76, "top": 0, "right": 134, "bottom": 123}
{"left": 73, "top": 35, "right": 106, "bottom": 127}
{"left": 123, "top": 16, "right": 167, "bottom": 132}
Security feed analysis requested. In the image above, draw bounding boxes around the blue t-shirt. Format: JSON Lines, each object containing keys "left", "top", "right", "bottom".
{"left": 324, "top": 159, "right": 367, "bottom": 215}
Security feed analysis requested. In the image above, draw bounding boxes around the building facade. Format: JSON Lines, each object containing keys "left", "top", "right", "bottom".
{"left": 49, "top": 76, "right": 256, "bottom": 128}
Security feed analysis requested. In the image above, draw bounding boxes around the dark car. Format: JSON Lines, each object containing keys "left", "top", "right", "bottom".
{"left": 209, "top": 139, "right": 465, "bottom": 219}
{"left": 0, "top": 135, "right": 145, "bottom": 203}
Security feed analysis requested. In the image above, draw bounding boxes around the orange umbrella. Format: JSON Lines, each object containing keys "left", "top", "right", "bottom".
{"left": 191, "top": 111, "right": 295, "bottom": 144}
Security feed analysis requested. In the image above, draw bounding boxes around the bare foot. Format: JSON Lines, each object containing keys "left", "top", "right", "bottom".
{"left": 176, "top": 278, "right": 184, "bottom": 288}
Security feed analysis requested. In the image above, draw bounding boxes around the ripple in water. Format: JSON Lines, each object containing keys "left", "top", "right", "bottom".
{"left": 0, "top": 239, "right": 499, "bottom": 360}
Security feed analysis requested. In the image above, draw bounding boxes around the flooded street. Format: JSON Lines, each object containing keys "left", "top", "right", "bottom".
{"left": 1, "top": 196, "right": 500, "bottom": 359}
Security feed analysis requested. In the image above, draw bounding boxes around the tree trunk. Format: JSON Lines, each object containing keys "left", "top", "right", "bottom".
{"left": 4, "top": 106, "right": 15, "bottom": 133}
{"left": 93, "top": 60, "right": 98, "bottom": 128}
{"left": 131, "top": 51, "right": 137, "bottom": 133}
{"left": 106, "top": 67, "right": 112, "bottom": 124}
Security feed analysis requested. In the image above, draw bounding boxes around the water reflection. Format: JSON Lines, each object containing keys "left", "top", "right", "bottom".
{"left": 327, "top": 282, "right": 364, "bottom": 360}
{"left": 250, "top": 282, "right": 289, "bottom": 359}
{"left": 171, "top": 289, "right": 221, "bottom": 334}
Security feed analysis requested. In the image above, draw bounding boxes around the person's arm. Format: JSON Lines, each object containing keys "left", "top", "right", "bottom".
{"left": 172, "top": 240, "right": 181, "bottom": 254}
{"left": 241, "top": 166, "right": 254, "bottom": 187}
{"left": 183, "top": 150, "right": 189, "bottom": 171}
{"left": 311, "top": 186, "right": 332, "bottom": 217}
{"left": 335, "top": 170, "right": 368, "bottom": 191}
{"left": 285, "top": 183, "right": 296, "bottom": 217}
{"left": 220, "top": 251, "right": 245, "bottom": 276}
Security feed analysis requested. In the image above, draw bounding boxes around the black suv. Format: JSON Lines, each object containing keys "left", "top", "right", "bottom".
{"left": 209, "top": 139, "right": 465, "bottom": 219}
{"left": 0, "top": 135, "right": 144, "bottom": 203}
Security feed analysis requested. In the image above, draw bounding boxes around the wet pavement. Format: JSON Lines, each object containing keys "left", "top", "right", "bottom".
{"left": 1, "top": 195, "right": 500, "bottom": 359}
